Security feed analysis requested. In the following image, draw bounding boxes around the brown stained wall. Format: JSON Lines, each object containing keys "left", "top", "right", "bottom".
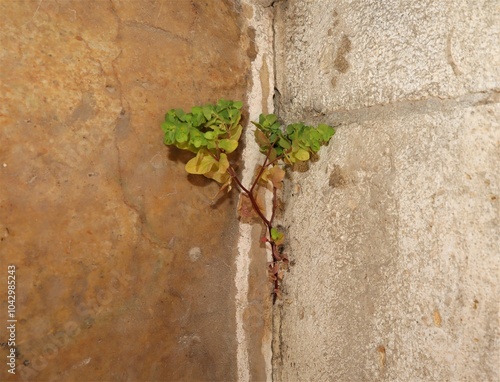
{"left": 0, "top": 1, "right": 252, "bottom": 381}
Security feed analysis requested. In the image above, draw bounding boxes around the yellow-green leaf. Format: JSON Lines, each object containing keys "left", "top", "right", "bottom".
{"left": 185, "top": 150, "right": 216, "bottom": 174}
{"left": 271, "top": 227, "right": 285, "bottom": 245}
{"left": 205, "top": 170, "right": 231, "bottom": 184}
{"left": 219, "top": 139, "right": 238, "bottom": 153}
{"left": 218, "top": 153, "right": 229, "bottom": 174}
{"left": 294, "top": 148, "right": 310, "bottom": 161}
{"left": 230, "top": 124, "right": 243, "bottom": 142}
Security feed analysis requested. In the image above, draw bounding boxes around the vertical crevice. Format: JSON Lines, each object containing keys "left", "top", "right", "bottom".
{"left": 238, "top": 1, "right": 278, "bottom": 381}
{"left": 270, "top": 2, "right": 281, "bottom": 118}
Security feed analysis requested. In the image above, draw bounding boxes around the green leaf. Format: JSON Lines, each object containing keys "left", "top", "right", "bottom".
{"left": 258, "top": 114, "right": 266, "bottom": 125}
{"left": 309, "top": 140, "right": 321, "bottom": 152}
{"left": 175, "top": 124, "right": 189, "bottom": 143}
{"left": 190, "top": 106, "right": 205, "bottom": 127}
{"left": 189, "top": 129, "right": 207, "bottom": 149}
{"left": 161, "top": 121, "right": 173, "bottom": 133}
{"left": 271, "top": 227, "right": 280, "bottom": 240}
{"left": 165, "top": 110, "right": 177, "bottom": 123}
{"left": 228, "top": 108, "right": 240, "bottom": 122}
{"left": 217, "top": 99, "right": 231, "bottom": 110}
{"left": 278, "top": 137, "right": 291, "bottom": 150}
{"left": 203, "top": 106, "right": 213, "bottom": 120}
{"left": 206, "top": 139, "right": 217, "bottom": 150}
{"left": 233, "top": 100, "right": 243, "bottom": 109}
{"left": 163, "top": 131, "right": 175, "bottom": 145}
{"left": 317, "top": 123, "right": 335, "bottom": 141}
{"left": 271, "top": 122, "right": 281, "bottom": 131}
{"left": 265, "top": 114, "right": 278, "bottom": 126}
{"left": 270, "top": 227, "right": 284, "bottom": 244}
{"left": 191, "top": 106, "right": 202, "bottom": 114}
{"left": 175, "top": 108, "right": 185, "bottom": 121}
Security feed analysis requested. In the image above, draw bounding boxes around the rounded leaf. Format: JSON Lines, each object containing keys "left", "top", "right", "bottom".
{"left": 175, "top": 125, "right": 189, "bottom": 143}
{"left": 294, "top": 148, "right": 310, "bottom": 161}
{"left": 185, "top": 150, "right": 217, "bottom": 174}
{"left": 219, "top": 139, "right": 238, "bottom": 153}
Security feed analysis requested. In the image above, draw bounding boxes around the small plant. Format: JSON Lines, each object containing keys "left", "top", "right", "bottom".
{"left": 161, "top": 99, "right": 334, "bottom": 302}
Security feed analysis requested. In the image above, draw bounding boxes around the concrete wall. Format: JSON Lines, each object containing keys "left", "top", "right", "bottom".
{"left": 273, "top": 1, "right": 499, "bottom": 381}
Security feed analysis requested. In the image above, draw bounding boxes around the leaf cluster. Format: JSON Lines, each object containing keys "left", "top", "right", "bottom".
{"left": 161, "top": 99, "right": 243, "bottom": 184}
{"left": 252, "top": 114, "right": 335, "bottom": 164}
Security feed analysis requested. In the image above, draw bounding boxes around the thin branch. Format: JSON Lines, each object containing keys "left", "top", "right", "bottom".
{"left": 269, "top": 186, "right": 278, "bottom": 225}
{"left": 250, "top": 145, "right": 273, "bottom": 193}
{"left": 226, "top": 166, "right": 271, "bottom": 227}
{"left": 227, "top": 165, "right": 250, "bottom": 194}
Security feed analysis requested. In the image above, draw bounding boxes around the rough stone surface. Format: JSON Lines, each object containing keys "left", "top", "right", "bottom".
{"left": 274, "top": 1, "right": 499, "bottom": 381}
{"left": 0, "top": 1, "right": 255, "bottom": 381}
{"left": 275, "top": 0, "right": 499, "bottom": 115}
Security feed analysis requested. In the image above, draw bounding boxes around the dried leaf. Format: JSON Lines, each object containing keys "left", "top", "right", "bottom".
{"left": 237, "top": 187, "right": 267, "bottom": 224}
{"left": 237, "top": 194, "right": 256, "bottom": 222}
{"left": 254, "top": 128, "right": 270, "bottom": 148}
{"left": 210, "top": 179, "right": 232, "bottom": 201}
{"left": 268, "top": 262, "right": 279, "bottom": 274}
{"left": 268, "top": 165, "right": 285, "bottom": 189}
{"left": 254, "top": 186, "right": 267, "bottom": 217}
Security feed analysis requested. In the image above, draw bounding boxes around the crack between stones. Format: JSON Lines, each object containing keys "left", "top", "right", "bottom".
{"left": 260, "top": 2, "right": 285, "bottom": 381}
{"left": 270, "top": 2, "right": 281, "bottom": 118}
{"left": 303, "top": 89, "right": 500, "bottom": 127}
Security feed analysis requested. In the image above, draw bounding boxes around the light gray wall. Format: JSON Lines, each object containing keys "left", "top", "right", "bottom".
{"left": 273, "top": 1, "right": 499, "bottom": 381}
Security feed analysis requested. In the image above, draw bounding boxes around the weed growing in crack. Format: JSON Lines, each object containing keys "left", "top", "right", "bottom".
{"left": 161, "top": 99, "right": 334, "bottom": 302}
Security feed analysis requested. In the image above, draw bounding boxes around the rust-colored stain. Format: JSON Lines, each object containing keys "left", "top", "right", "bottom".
{"left": 433, "top": 309, "right": 442, "bottom": 327}
{"left": 329, "top": 165, "right": 349, "bottom": 188}
{"left": 260, "top": 54, "right": 270, "bottom": 114}
{"left": 334, "top": 34, "right": 352, "bottom": 73}
{"left": 377, "top": 345, "right": 386, "bottom": 369}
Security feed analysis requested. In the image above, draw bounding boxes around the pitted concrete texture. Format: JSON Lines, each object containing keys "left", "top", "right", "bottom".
{"left": 0, "top": 1, "right": 255, "bottom": 381}
{"left": 275, "top": 0, "right": 499, "bottom": 116}
{"left": 274, "top": 1, "right": 499, "bottom": 381}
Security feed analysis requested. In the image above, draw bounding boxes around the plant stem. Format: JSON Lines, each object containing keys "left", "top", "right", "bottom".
{"left": 227, "top": 153, "right": 283, "bottom": 303}
{"left": 226, "top": 165, "right": 271, "bottom": 227}
{"left": 250, "top": 145, "right": 273, "bottom": 194}
{"left": 269, "top": 186, "right": 278, "bottom": 225}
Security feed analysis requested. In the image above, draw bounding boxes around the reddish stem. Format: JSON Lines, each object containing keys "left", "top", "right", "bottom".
{"left": 227, "top": 149, "right": 284, "bottom": 303}
{"left": 227, "top": 166, "right": 271, "bottom": 227}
